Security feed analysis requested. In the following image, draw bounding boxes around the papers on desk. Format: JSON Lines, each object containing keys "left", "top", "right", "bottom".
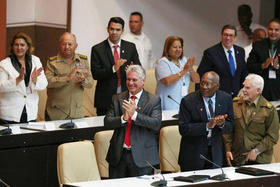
{"left": 27, "top": 122, "right": 56, "bottom": 131}
{"left": 75, "top": 121, "right": 89, "bottom": 128}
{"left": 162, "top": 110, "right": 179, "bottom": 121}
{"left": 25, "top": 121, "right": 90, "bottom": 131}
{"left": 10, "top": 126, "right": 21, "bottom": 134}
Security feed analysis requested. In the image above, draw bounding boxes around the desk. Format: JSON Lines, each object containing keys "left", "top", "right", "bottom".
{"left": 63, "top": 163, "right": 280, "bottom": 187}
{"left": 0, "top": 110, "right": 178, "bottom": 187}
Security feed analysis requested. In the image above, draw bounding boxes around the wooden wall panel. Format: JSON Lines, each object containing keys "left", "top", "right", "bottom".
{"left": 6, "top": 26, "right": 35, "bottom": 56}
{"left": 35, "top": 26, "right": 66, "bottom": 66}
{"left": 6, "top": 26, "right": 65, "bottom": 67}
{"left": 0, "top": 0, "right": 7, "bottom": 60}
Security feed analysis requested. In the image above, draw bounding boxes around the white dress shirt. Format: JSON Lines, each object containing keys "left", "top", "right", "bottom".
{"left": 122, "top": 32, "right": 154, "bottom": 69}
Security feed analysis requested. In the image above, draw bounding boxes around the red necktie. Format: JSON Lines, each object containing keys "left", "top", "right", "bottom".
{"left": 113, "top": 45, "right": 121, "bottom": 87}
{"left": 124, "top": 95, "right": 137, "bottom": 147}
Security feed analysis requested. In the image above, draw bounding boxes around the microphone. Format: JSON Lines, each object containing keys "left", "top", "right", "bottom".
{"left": 54, "top": 106, "right": 75, "bottom": 129}
{"left": 199, "top": 154, "right": 227, "bottom": 181}
{"left": 0, "top": 123, "right": 12, "bottom": 136}
{"left": 167, "top": 95, "right": 180, "bottom": 105}
{"left": 145, "top": 160, "right": 167, "bottom": 187}
{"left": 0, "top": 178, "right": 10, "bottom": 187}
{"left": 167, "top": 95, "right": 179, "bottom": 118}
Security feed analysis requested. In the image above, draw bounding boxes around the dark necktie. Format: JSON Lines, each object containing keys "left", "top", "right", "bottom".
{"left": 208, "top": 99, "right": 214, "bottom": 118}
{"left": 227, "top": 49, "right": 236, "bottom": 76}
{"left": 124, "top": 95, "right": 137, "bottom": 147}
{"left": 270, "top": 43, "right": 275, "bottom": 57}
{"left": 113, "top": 45, "right": 121, "bottom": 87}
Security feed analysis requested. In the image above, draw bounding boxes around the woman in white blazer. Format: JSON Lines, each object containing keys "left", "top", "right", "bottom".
{"left": 0, "top": 32, "right": 48, "bottom": 124}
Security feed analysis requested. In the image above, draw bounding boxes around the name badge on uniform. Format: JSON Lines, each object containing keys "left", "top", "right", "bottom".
{"left": 181, "top": 85, "right": 188, "bottom": 96}
{"left": 269, "top": 69, "right": 276, "bottom": 79}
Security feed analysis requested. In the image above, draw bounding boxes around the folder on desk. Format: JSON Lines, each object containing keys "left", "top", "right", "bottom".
{"left": 174, "top": 175, "right": 210, "bottom": 183}
{"left": 235, "top": 167, "right": 275, "bottom": 176}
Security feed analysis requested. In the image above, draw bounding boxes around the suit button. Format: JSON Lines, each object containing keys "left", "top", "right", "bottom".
{"left": 231, "top": 92, "right": 234, "bottom": 95}
{"left": 24, "top": 95, "right": 27, "bottom": 98}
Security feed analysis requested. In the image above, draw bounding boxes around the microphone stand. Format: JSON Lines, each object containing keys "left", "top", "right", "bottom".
{"left": 0, "top": 178, "right": 10, "bottom": 187}
{"left": 200, "top": 154, "right": 227, "bottom": 181}
{"left": 54, "top": 106, "right": 75, "bottom": 129}
{"left": 145, "top": 160, "right": 167, "bottom": 187}
{"left": 167, "top": 95, "right": 180, "bottom": 118}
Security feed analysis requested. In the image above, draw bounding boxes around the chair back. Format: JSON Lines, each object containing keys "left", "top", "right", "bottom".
{"left": 159, "top": 126, "right": 181, "bottom": 172}
{"left": 94, "top": 130, "right": 114, "bottom": 178}
{"left": 57, "top": 141, "right": 100, "bottom": 185}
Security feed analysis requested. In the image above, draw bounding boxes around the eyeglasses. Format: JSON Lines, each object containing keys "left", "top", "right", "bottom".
{"left": 200, "top": 81, "right": 215, "bottom": 88}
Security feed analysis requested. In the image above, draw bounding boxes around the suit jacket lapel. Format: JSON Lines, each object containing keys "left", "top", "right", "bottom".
{"left": 105, "top": 40, "right": 115, "bottom": 66}
{"left": 218, "top": 43, "right": 232, "bottom": 76}
{"left": 137, "top": 90, "right": 148, "bottom": 112}
{"left": 196, "top": 92, "right": 208, "bottom": 121}
{"left": 233, "top": 45, "right": 242, "bottom": 73}
{"left": 120, "top": 40, "right": 125, "bottom": 59}
{"left": 215, "top": 91, "right": 222, "bottom": 115}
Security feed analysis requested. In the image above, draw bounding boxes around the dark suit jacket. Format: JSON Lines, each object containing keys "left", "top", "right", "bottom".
{"left": 247, "top": 38, "right": 280, "bottom": 101}
{"left": 197, "top": 42, "right": 248, "bottom": 97}
{"left": 178, "top": 90, "right": 233, "bottom": 171}
{"left": 91, "top": 39, "right": 141, "bottom": 110}
{"left": 104, "top": 90, "right": 162, "bottom": 167}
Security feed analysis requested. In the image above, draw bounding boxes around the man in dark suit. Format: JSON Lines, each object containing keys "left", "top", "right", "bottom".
{"left": 91, "top": 17, "right": 141, "bottom": 116}
{"left": 197, "top": 25, "right": 248, "bottom": 97}
{"left": 178, "top": 71, "right": 233, "bottom": 171}
{"left": 104, "top": 65, "right": 162, "bottom": 178}
{"left": 247, "top": 18, "right": 280, "bottom": 101}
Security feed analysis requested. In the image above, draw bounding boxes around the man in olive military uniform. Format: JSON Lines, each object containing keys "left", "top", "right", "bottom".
{"left": 45, "top": 32, "right": 94, "bottom": 120}
{"left": 224, "top": 74, "right": 279, "bottom": 166}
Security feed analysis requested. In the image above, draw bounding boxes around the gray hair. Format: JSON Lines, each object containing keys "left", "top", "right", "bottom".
{"left": 126, "top": 65, "right": 146, "bottom": 80}
{"left": 245, "top": 74, "right": 264, "bottom": 92}
{"left": 59, "top": 32, "right": 77, "bottom": 44}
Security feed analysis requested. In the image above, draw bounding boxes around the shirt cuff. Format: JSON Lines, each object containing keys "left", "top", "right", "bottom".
{"left": 219, "top": 123, "right": 225, "bottom": 129}
{"left": 255, "top": 148, "right": 261, "bottom": 156}
{"left": 112, "top": 66, "right": 116, "bottom": 73}
{"left": 121, "top": 115, "right": 127, "bottom": 124}
{"left": 131, "top": 111, "right": 138, "bottom": 121}
{"left": 206, "top": 122, "right": 210, "bottom": 131}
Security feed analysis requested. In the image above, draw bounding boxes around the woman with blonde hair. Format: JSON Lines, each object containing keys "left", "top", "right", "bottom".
{"left": 155, "top": 36, "right": 199, "bottom": 110}
{"left": 0, "top": 32, "right": 48, "bottom": 124}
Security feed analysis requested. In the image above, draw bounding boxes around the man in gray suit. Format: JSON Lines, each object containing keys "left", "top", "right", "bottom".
{"left": 104, "top": 65, "right": 162, "bottom": 178}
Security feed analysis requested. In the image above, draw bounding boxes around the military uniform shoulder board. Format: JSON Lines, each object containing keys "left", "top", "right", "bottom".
{"left": 48, "top": 56, "right": 57, "bottom": 61}
{"left": 266, "top": 102, "right": 272, "bottom": 108}
{"left": 78, "top": 54, "right": 88, "bottom": 60}
{"left": 233, "top": 97, "right": 240, "bottom": 102}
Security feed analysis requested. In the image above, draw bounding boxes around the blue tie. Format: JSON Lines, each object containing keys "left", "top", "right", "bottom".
{"left": 227, "top": 50, "right": 236, "bottom": 76}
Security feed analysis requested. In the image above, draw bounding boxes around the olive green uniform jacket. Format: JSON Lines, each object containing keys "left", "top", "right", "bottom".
{"left": 223, "top": 95, "right": 279, "bottom": 166}
{"left": 45, "top": 54, "right": 94, "bottom": 120}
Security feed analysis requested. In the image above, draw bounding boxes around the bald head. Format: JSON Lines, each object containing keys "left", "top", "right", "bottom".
{"left": 204, "top": 71, "right": 219, "bottom": 85}
{"left": 200, "top": 71, "right": 220, "bottom": 97}
{"left": 59, "top": 32, "right": 78, "bottom": 59}
{"left": 252, "top": 28, "right": 266, "bottom": 42}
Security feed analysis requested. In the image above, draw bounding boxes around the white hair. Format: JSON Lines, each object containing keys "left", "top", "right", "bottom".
{"left": 126, "top": 65, "right": 146, "bottom": 80}
{"left": 245, "top": 74, "right": 264, "bottom": 92}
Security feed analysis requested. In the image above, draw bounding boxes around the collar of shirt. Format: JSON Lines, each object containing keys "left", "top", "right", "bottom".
{"left": 246, "top": 95, "right": 260, "bottom": 107}
{"left": 129, "top": 32, "right": 145, "bottom": 41}
{"left": 129, "top": 89, "right": 143, "bottom": 106}
{"left": 203, "top": 93, "right": 216, "bottom": 118}
{"left": 108, "top": 39, "right": 121, "bottom": 55}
